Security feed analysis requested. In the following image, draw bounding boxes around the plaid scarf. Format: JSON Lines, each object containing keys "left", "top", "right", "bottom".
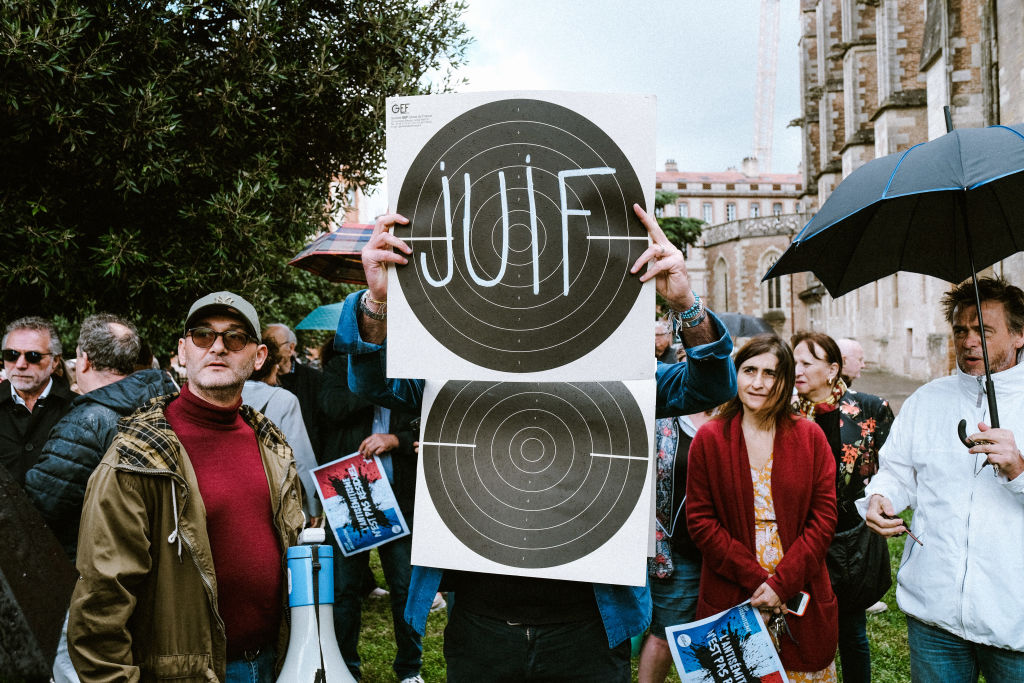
{"left": 794, "top": 377, "right": 848, "bottom": 420}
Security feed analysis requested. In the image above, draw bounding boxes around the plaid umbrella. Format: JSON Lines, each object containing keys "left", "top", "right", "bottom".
{"left": 288, "top": 223, "right": 374, "bottom": 284}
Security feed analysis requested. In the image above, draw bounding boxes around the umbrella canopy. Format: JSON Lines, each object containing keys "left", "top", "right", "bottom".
{"left": 295, "top": 302, "right": 344, "bottom": 331}
{"left": 764, "top": 122, "right": 1024, "bottom": 298}
{"left": 764, "top": 121, "right": 1024, "bottom": 428}
{"left": 288, "top": 223, "right": 374, "bottom": 284}
{"left": 717, "top": 312, "right": 775, "bottom": 339}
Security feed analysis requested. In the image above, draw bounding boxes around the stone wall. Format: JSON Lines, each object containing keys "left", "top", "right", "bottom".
{"left": 785, "top": 0, "right": 1024, "bottom": 380}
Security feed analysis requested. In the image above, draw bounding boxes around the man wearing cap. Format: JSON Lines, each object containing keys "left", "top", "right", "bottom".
{"left": 69, "top": 292, "right": 306, "bottom": 682}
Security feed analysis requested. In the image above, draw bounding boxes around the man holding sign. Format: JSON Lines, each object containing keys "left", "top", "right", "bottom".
{"left": 334, "top": 205, "right": 736, "bottom": 681}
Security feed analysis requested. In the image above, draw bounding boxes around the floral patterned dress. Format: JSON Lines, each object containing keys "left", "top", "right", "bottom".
{"left": 752, "top": 454, "right": 837, "bottom": 683}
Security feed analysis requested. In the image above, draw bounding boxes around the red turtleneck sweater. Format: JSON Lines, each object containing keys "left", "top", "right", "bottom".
{"left": 165, "top": 384, "right": 282, "bottom": 658}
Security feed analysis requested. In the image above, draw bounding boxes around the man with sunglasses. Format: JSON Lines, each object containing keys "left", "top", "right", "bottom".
{"left": 0, "top": 316, "right": 75, "bottom": 486}
{"left": 69, "top": 292, "right": 306, "bottom": 683}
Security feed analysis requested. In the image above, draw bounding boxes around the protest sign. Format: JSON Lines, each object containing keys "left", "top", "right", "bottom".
{"left": 385, "top": 90, "right": 656, "bottom": 381}
{"left": 665, "top": 601, "right": 788, "bottom": 683}
{"left": 410, "top": 378, "right": 654, "bottom": 585}
{"left": 313, "top": 453, "right": 410, "bottom": 556}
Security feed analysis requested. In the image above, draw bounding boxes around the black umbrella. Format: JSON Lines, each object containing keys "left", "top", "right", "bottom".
{"left": 717, "top": 312, "right": 775, "bottom": 339}
{"left": 764, "top": 119, "right": 1024, "bottom": 429}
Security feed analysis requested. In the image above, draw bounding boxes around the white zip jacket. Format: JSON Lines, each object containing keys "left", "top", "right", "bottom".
{"left": 856, "top": 361, "right": 1024, "bottom": 650}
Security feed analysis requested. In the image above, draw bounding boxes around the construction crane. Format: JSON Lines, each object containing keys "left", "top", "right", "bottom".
{"left": 752, "top": 0, "right": 780, "bottom": 174}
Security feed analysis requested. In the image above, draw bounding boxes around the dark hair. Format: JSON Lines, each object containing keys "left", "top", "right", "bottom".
{"left": 250, "top": 335, "right": 281, "bottom": 383}
{"left": 717, "top": 334, "right": 795, "bottom": 429}
{"left": 134, "top": 340, "right": 155, "bottom": 372}
{"left": 790, "top": 330, "right": 843, "bottom": 377}
{"left": 78, "top": 313, "right": 140, "bottom": 375}
{"left": 941, "top": 276, "right": 1024, "bottom": 335}
{"left": 320, "top": 337, "right": 338, "bottom": 365}
{"left": 3, "top": 316, "right": 62, "bottom": 356}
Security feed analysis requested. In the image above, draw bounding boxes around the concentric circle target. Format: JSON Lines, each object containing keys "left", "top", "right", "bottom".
{"left": 421, "top": 380, "right": 648, "bottom": 568}
{"left": 396, "top": 99, "right": 647, "bottom": 373}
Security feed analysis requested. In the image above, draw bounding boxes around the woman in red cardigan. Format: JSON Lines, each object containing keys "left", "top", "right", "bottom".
{"left": 686, "top": 335, "right": 839, "bottom": 681}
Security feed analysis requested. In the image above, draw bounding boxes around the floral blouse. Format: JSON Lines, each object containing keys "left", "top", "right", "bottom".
{"left": 796, "top": 379, "right": 895, "bottom": 529}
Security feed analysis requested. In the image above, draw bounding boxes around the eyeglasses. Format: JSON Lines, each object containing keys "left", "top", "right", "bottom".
{"left": 186, "top": 327, "right": 253, "bottom": 352}
{"left": 2, "top": 349, "right": 53, "bottom": 364}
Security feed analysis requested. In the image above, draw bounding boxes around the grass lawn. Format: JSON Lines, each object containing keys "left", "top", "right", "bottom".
{"left": 0, "top": 529, "right": 919, "bottom": 683}
{"left": 353, "top": 527, "right": 916, "bottom": 682}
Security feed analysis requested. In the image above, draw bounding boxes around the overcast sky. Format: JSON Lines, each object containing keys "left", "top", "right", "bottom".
{"left": 363, "top": 0, "right": 802, "bottom": 218}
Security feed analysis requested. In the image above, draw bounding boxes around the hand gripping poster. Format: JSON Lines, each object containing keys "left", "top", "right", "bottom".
{"left": 313, "top": 453, "right": 410, "bottom": 557}
{"left": 665, "top": 602, "right": 788, "bottom": 683}
{"left": 384, "top": 91, "right": 656, "bottom": 382}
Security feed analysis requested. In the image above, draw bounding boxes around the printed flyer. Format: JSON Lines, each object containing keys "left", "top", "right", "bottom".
{"left": 313, "top": 452, "right": 410, "bottom": 556}
{"left": 665, "top": 601, "right": 788, "bottom": 683}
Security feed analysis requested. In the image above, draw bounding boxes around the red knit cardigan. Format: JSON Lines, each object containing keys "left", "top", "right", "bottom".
{"left": 686, "top": 413, "right": 838, "bottom": 672}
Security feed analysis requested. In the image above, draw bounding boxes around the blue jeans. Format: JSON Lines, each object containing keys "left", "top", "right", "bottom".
{"left": 907, "top": 616, "right": 1024, "bottom": 683}
{"left": 443, "top": 606, "right": 631, "bottom": 682}
{"left": 649, "top": 549, "right": 701, "bottom": 635}
{"left": 332, "top": 534, "right": 422, "bottom": 680}
{"left": 838, "top": 609, "right": 870, "bottom": 683}
{"left": 225, "top": 649, "right": 275, "bottom": 683}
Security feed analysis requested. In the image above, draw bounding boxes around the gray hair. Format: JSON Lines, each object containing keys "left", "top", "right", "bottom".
{"left": 264, "top": 323, "right": 297, "bottom": 345}
{"left": 2, "top": 316, "right": 62, "bottom": 356}
{"left": 77, "top": 313, "right": 140, "bottom": 375}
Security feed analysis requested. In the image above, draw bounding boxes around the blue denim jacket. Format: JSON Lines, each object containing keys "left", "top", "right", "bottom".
{"left": 334, "top": 290, "right": 737, "bottom": 647}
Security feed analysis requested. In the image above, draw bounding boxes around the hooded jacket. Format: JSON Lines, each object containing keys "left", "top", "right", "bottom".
{"left": 242, "top": 380, "right": 322, "bottom": 516}
{"left": 25, "top": 368, "right": 179, "bottom": 560}
{"left": 858, "top": 361, "right": 1024, "bottom": 650}
{"left": 68, "top": 393, "right": 305, "bottom": 682}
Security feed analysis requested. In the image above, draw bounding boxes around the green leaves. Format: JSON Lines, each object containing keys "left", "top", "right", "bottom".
{"left": 0, "top": 0, "right": 469, "bottom": 354}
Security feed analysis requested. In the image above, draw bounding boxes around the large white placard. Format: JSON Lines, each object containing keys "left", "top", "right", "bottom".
{"left": 385, "top": 91, "right": 656, "bottom": 381}
{"left": 410, "top": 378, "right": 656, "bottom": 586}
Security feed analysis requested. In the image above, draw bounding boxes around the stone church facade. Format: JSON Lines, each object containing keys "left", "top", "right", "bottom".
{"left": 687, "top": 0, "right": 1024, "bottom": 381}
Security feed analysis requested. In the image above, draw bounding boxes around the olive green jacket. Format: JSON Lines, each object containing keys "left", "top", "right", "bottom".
{"left": 69, "top": 393, "right": 305, "bottom": 682}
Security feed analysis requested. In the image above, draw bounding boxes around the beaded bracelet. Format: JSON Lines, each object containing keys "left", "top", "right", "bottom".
{"left": 675, "top": 294, "right": 702, "bottom": 321}
{"left": 359, "top": 294, "right": 387, "bottom": 321}
{"left": 675, "top": 301, "right": 706, "bottom": 329}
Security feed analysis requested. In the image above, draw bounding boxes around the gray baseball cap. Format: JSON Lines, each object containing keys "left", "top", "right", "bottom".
{"left": 184, "top": 291, "right": 260, "bottom": 339}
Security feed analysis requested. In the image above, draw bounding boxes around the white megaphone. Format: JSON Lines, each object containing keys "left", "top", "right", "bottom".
{"left": 276, "top": 528, "right": 355, "bottom": 682}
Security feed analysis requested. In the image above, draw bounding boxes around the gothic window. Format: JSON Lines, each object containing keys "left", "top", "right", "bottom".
{"left": 713, "top": 257, "right": 729, "bottom": 312}
{"left": 760, "top": 249, "right": 783, "bottom": 310}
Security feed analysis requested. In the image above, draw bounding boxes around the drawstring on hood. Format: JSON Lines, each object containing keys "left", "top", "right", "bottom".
{"left": 168, "top": 479, "right": 182, "bottom": 560}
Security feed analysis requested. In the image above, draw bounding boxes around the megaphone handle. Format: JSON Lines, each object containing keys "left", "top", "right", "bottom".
{"left": 311, "top": 546, "right": 327, "bottom": 683}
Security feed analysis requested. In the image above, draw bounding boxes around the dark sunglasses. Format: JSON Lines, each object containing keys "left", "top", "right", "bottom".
{"left": 2, "top": 349, "right": 54, "bottom": 364}
{"left": 186, "top": 327, "right": 254, "bottom": 352}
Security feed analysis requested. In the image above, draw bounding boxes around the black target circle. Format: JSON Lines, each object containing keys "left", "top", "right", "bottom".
{"left": 396, "top": 99, "right": 646, "bottom": 373}
{"left": 422, "top": 380, "right": 648, "bottom": 568}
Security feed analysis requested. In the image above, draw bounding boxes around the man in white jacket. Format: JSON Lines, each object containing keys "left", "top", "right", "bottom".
{"left": 860, "top": 277, "right": 1024, "bottom": 682}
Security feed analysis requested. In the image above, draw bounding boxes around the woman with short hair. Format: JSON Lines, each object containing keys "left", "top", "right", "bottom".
{"left": 792, "top": 331, "right": 894, "bottom": 683}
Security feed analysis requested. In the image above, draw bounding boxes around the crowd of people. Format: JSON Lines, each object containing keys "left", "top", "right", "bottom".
{"left": 2, "top": 206, "right": 1023, "bottom": 683}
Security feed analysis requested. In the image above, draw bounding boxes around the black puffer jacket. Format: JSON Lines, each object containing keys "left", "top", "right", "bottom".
{"left": 25, "top": 369, "right": 179, "bottom": 560}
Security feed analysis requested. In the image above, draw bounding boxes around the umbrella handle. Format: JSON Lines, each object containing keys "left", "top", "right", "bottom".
{"left": 957, "top": 419, "right": 977, "bottom": 448}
